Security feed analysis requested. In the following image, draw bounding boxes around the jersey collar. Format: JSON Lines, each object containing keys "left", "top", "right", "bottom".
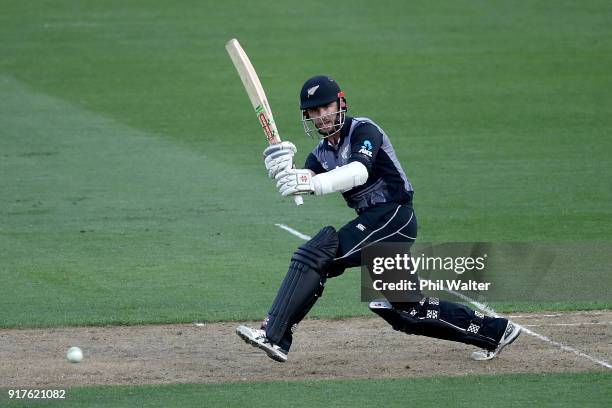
{"left": 325, "top": 116, "right": 353, "bottom": 150}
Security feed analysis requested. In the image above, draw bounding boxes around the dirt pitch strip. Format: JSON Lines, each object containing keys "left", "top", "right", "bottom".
{"left": 1, "top": 311, "right": 610, "bottom": 387}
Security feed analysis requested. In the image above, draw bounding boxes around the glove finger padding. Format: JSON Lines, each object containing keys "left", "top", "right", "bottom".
{"left": 265, "top": 149, "right": 294, "bottom": 162}
{"left": 263, "top": 141, "right": 296, "bottom": 179}
{"left": 263, "top": 141, "right": 296, "bottom": 158}
{"left": 265, "top": 155, "right": 293, "bottom": 178}
{"left": 279, "top": 183, "right": 296, "bottom": 196}
{"left": 275, "top": 171, "right": 294, "bottom": 189}
{"left": 276, "top": 169, "right": 315, "bottom": 196}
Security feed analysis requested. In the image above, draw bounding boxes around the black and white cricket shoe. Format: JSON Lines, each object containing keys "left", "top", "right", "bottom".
{"left": 471, "top": 321, "right": 522, "bottom": 361}
{"left": 236, "top": 325, "right": 288, "bottom": 363}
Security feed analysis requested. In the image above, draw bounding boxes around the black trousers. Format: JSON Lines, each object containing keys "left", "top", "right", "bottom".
{"left": 272, "top": 202, "right": 417, "bottom": 351}
{"left": 328, "top": 202, "right": 417, "bottom": 278}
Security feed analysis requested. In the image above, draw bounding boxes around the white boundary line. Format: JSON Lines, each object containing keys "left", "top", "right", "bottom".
{"left": 275, "top": 224, "right": 612, "bottom": 370}
{"left": 274, "top": 223, "right": 312, "bottom": 241}
{"left": 523, "top": 322, "right": 612, "bottom": 327}
{"left": 508, "top": 313, "right": 608, "bottom": 319}
{"left": 446, "top": 289, "right": 612, "bottom": 369}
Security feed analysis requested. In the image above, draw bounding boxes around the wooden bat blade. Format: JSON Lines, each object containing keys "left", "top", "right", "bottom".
{"left": 225, "top": 38, "right": 303, "bottom": 206}
{"left": 225, "top": 39, "right": 280, "bottom": 145}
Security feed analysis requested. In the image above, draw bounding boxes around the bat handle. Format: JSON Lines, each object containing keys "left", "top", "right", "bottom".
{"left": 293, "top": 195, "right": 304, "bottom": 206}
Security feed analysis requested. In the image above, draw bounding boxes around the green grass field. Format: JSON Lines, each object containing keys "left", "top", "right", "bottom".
{"left": 1, "top": 0, "right": 610, "bottom": 406}
{"left": 3, "top": 372, "right": 611, "bottom": 408}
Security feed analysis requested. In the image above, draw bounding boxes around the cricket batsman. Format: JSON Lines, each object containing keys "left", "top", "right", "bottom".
{"left": 236, "top": 75, "right": 521, "bottom": 362}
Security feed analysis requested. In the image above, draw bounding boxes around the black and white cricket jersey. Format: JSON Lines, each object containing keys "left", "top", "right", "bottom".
{"left": 304, "top": 116, "right": 413, "bottom": 211}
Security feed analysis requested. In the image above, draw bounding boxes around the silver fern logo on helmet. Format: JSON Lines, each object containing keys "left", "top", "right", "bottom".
{"left": 307, "top": 85, "right": 320, "bottom": 97}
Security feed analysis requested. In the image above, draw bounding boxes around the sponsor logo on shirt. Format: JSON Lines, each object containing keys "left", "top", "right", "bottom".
{"left": 358, "top": 139, "right": 373, "bottom": 157}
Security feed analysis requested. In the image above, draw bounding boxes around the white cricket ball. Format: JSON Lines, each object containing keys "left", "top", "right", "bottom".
{"left": 66, "top": 346, "right": 83, "bottom": 363}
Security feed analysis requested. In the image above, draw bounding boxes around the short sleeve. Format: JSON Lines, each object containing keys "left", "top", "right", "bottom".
{"left": 349, "top": 122, "right": 383, "bottom": 173}
{"left": 304, "top": 152, "right": 326, "bottom": 174}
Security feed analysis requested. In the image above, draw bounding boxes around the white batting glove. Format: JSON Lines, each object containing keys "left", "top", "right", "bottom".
{"left": 263, "top": 141, "right": 297, "bottom": 179}
{"left": 275, "top": 168, "right": 322, "bottom": 196}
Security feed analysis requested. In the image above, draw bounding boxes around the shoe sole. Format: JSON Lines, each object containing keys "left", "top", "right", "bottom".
{"left": 236, "top": 327, "right": 287, "bottom": 363}
{"left": 471, "top": 324, "right": 522, "bottom": 361}
{"left": 500, "top": 324, "right": 522, "bottom": 349}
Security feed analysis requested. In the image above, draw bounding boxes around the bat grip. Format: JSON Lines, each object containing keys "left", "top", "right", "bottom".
{"left": 293, "top": 195, "right": 304, "bottom": 206}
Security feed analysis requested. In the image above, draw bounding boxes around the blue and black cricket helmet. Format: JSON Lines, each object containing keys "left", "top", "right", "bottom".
{"left": 299, "top": 75, "right": 345, "bottom": 110}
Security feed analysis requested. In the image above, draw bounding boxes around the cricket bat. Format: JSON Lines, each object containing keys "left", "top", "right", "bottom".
{"left": 225, "top": 38, "right": 303, "bottom": 206}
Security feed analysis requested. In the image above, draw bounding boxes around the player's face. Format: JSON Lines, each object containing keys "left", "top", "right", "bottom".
{"left": 306, "top": 101, "right": 339, "bottom": 136}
